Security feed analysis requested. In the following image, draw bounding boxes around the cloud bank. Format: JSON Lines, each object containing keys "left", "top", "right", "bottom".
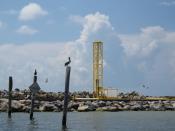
{"left": 0, "top": 12, "right": 113, "bottom": 92}
{"left": 118, "top": 26, "right": 175, "bottom": 95}
{"left": 1, "top": 9, "right": 175, "bottom": 95}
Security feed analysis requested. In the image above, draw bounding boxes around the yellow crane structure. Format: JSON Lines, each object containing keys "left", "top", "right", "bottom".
{"left": 93, "top": 41, "right": 104, "bottom": 98}
{"left": 93, "top": 41, "right": 118, "bottom": 99}
{"left": 75, "top": 40, "right": 175, "bottom": 101}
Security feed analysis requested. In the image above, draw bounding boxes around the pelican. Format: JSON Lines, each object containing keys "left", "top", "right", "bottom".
{"left": 65, "top": 57, "right": 71, "bottom": 66}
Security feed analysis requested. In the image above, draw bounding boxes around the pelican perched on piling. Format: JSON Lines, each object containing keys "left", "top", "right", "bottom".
{"left": 65, "top": 57, "right": 71, "bottom": 66}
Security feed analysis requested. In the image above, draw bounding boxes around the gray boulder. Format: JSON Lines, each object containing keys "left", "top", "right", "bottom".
{"left": 77, "top": 105, "right": 95, "bottom": 112}
{"left": 98, "top": 101, "right": 106, "bottom": 107}
{"left": 130, "top": 104, "right": 142, "bottom": 111}
{"left": 39, "top": 102, "right": 57, "bottom": 112}
{"left": 11, "top": 100, "right": 25, "bottom": 112}
{"left": 96, "top": 106, "right": 120, "bottom": 111}
{"left": 0, "top": 99, "right": 8, "bottom": 111}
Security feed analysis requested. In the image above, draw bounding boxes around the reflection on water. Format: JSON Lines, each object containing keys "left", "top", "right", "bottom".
{"left": 62, "top": 127, "right": 69, "bottom": 131}
{"left": 1, "top": 112, "right": 175, "bottom": 131}
{"left": 6, "top": 117, "right": 14, "bottom": 129}
{"left": 27, "top": 118, "right": 39, "bottom": 131}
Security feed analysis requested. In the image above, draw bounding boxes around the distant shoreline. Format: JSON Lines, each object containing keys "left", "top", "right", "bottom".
{"left": 1, "top": 98, "right": 175, "bottom": 112}
{"left": 1, "top": 90, "right": 175, "bottom": 112}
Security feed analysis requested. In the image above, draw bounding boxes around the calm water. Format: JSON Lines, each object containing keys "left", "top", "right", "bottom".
{"left": 0, "top": 112, "right": 175, "bottom": 131}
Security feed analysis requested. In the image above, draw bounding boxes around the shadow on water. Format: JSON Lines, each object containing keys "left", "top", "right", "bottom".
{"left": 6, "top": 117, "right": 14, "bottom": 129}
{"left": 27, "top": 118, "right": 39, "bottom": 131}
{"left": 62, "top": 126, "right": 69, "bottom": 131}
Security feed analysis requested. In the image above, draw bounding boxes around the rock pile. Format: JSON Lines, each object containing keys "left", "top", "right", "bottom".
{"left": 1, "top": 98, "right": 175, "bottom": 112}
{"left": 1, "top": 90, "right": 175, "bottom": 112}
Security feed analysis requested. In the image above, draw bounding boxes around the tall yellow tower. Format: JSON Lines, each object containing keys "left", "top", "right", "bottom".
{"left": 93, "top": 41, "right": 103, "bottom": 98}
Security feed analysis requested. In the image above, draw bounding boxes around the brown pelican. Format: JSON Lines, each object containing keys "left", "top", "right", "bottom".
{"left": 65, "top": 57, "right": 71, "bottom": 66}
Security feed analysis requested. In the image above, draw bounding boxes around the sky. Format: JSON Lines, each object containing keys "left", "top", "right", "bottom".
{"left": 0, "top": 0, "right": 175, "bottom": 96}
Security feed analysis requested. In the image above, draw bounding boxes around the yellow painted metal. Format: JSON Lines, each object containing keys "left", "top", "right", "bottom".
{"left": 74, "top": 40, "right": 175, "bottom": 101}
{"left": 92, "top": 41, "right": 118, "bottom": 99}
{"left": 74, "top": 97, "right": 175, "bottom": 101}
{"left": 93, "top": 41, "right": 103, "bottom": 98}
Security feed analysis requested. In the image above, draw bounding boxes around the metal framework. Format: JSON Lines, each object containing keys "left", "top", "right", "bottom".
{"left": 74, "top": 40, "right": 175, "bottom": 101}
{"left": 93, "top": 41, "right": 103, "bottom": 98}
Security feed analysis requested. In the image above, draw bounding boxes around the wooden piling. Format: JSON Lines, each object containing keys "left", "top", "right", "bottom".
{"left": 30, "top": 92, "right": 34, "bottom": 120}
{"left": 62, "top": 66, "right": 71, "bottom": 128}
{"left": 29, "top": 70, "right": 39, "bottom": 120}
{"left": 8, "top": 76, "right": 13, "bottom": 118}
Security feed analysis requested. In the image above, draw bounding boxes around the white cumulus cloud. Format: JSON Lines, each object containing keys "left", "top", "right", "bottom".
{"left": 19, "top": 3, "right": 48, "bottom": 21}
{"left": 118, "top": 26, "right": 175, "bottom": 95}
{"left": 71, "top": 12, "right": 114, "bottom": 44}
{"left": 16, "top": 25, "right": 38, "bottom": 35}
{"left": 0, "top": 12, "right": 113, "bottom": 92}
{"left": 118, "top": 26, "right": 167, "bottom": 58}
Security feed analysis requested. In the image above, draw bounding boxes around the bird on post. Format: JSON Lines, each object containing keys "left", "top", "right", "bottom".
{"left": 65, "top": 57, "right": 71, "bottom": 66}
{"left": 34, "top": 69, "right": 37, "bottom": 83}
{"left": 34, "top": 69, "right": 37, "bottom": 75}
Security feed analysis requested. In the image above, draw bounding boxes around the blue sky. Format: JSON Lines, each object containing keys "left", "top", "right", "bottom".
{"left": 0, "top": 0, "right": 175, "bottom": 96}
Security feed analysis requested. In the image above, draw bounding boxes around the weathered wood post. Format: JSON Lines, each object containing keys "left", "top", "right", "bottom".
{"left": 62, "top": 57, "right": 71, "bottom": 128}
{"left": 8, "top": 76, "right": 13, "bottom": 118}
{"left": 30, "top": 92, "right": 35, "bottom": 120}
{"left": 29, "top": 70, "right": 40, "bottom": 120}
